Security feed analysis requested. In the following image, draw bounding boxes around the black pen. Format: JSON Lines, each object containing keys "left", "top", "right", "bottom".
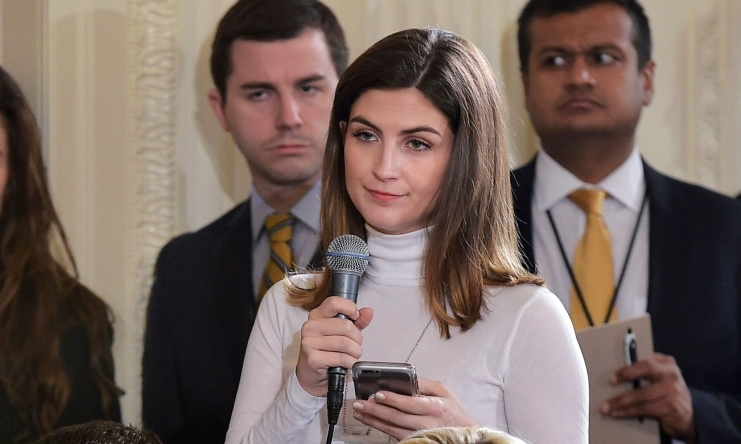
{"left": 624, "top": 328, "right": 643, "bottom": 422}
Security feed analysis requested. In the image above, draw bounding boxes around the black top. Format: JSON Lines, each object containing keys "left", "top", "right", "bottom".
{"left": 0, "top": 321, "right": 120, "bottom": 443}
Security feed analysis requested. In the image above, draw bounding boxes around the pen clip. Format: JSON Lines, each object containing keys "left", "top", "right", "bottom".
{"left": 624, "top": 327, "right": 644, "bottom": 422}
{"left": 624, "top": 328, "right": 637, "bottom": 367}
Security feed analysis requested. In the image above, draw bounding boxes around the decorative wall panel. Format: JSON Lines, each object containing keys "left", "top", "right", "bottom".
{"left": 125, "top": 0, "right": 179, "bottom": 423}
{"left": 23, "top": 0, "right": 741, "bottom": 425}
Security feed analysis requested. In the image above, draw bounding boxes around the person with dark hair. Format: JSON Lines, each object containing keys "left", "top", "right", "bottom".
{"left": 512, "top": 0, "right": 741, "bottom": 443}
{"left": 226, "top": 28, "right": 588, "bottom": 444}
{"left": 141, "top": 0, "right": 348, "bottom": 443}
{"left": 36, "top": 421, "right": 162, "bottom": 444}
{"left": 0, "top": 66, "right": 121, "bottom": 443}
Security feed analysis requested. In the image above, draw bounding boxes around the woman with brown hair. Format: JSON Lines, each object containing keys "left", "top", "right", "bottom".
{"left": 227, "top": 28, "right": 588, "bottom": 444}
{"left": 0, "top": 66, "right": 121, "bottom": 443}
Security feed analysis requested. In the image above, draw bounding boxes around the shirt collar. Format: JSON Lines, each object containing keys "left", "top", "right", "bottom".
{"left": 534, "top": 146, "right": 645, "bottom": 212}
{"left": 250, "top": 180, "right": 321, "bottom": 242}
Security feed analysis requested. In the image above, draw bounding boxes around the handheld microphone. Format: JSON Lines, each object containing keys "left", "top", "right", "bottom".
{"left": 324, "top": 235, "right": 370, "bottom": 442}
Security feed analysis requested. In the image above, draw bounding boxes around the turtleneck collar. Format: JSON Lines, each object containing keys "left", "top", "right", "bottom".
{"left": 364, "top": 225, "right": 427, "bottom": 288}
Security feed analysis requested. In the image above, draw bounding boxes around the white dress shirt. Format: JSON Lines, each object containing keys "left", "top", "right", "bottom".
{"left": 531, "top": 147, "right": 650, "bottom": 322}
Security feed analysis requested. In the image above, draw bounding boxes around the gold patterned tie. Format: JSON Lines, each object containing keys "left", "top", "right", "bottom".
{"left": 569, "top": 189, "right": 617, "bottom": 329}
{"left": 259, "top": 213, "right": 295, "bottom": 298}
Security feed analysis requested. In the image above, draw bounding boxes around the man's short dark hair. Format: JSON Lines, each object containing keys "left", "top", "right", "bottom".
{"left": 35, "top": 421, "right": 163, "bottom": 444}
{"left": 517, "top": 0, "right": 652, "bottom": 73}
{"left": 210, "top": 0, "right": 348, "bottom": 99}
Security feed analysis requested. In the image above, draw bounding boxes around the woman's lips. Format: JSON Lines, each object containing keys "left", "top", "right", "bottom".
{"left": 367, "top": 188, "right": 403, "bottom": 202}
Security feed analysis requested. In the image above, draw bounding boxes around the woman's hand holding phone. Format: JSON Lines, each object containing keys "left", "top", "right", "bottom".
{"left": 295, "top": 296, "right": 374, "bottom": 397}
{"left": 350, "top": 378, "right": 478, "bottom": 440}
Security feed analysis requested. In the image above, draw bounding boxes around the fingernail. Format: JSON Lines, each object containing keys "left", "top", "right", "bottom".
{"left": 353, "top": 412, "right": 363, "bottom": 421}
{"left": 353, "top": 402, "right": 363, "bottom": 411}
{"left": 355, "top": 310, "right": 360, "bottom": 320}
{"left": 609, "top": 375, "right": 618, "bottom": 385}
{"left": 600, "top": 403, "right": 610, "bottom": 414}
{"left": 367, "top": 393, "right": 375, "bottom": 400}
{"left": 375, "top": 392, "right": 386, "bottom": 401}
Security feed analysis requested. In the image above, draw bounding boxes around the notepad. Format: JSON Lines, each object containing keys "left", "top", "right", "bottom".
{"left": 575, "top": 314, "right": 660, "bottom": 444}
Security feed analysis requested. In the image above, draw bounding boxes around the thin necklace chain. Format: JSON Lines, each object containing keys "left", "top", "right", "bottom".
{"left": 405, "top": 317, "right": 433, "bottom": 363}
{"left": 340, "top": 316, "right": 434, "bottom": 438}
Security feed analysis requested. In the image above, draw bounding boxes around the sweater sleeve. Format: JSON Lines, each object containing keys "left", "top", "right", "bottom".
{"left": 225, "top": 285, "right": 326, "bottom": 444}
{"left": 502, "top": 288, "right": 589, "bottom": 444}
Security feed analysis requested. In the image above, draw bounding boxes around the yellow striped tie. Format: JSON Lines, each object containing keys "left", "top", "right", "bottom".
{"left": 569, "top": 189, "right": 617, "bottom": 330}
{"left": 259, "top": 213, "right": 295, "bottom": 298}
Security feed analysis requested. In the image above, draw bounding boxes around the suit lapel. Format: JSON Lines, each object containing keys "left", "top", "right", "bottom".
{"left": 512, "top": 159, "right": 538, "bottom": 273}
{"left": 213, "top": 201, "right": 255, "bottom": 371}
{"left": 644, "top": 162, "right": 667, "bottom": 318}
{"left": 643, "top": 160, "right": 693, "bottom": 352}
{"left": 212, "top": 201, "right": 324, "bottom": 371}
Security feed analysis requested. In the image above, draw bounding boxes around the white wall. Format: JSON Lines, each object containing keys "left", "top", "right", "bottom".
{"left": 1, "top": 0, "right": 739, "bottom": 425}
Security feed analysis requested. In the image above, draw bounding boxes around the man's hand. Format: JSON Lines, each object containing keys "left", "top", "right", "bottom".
{"left": 602, "top": 352, "right": 696, "bottom": 443}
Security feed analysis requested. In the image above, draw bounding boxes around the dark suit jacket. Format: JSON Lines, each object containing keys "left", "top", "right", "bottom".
{"left": 142, "top": 200, "right": 321, "bottom": 444}
{"left": 512, "top": 158, "right": 741, "bottom": 443}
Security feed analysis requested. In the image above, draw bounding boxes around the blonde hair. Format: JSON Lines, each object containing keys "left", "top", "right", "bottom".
{"left": 399, "top": 426, "right": 527, "bottom": 444}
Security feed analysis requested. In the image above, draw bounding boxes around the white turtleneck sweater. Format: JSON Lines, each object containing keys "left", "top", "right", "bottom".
{"left": 226, "top": 227, "right": 588, "bottom": 444}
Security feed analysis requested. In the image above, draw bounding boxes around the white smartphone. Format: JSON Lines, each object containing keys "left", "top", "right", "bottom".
{"left": 352, "top": 361, "right": 419, "bottom": 400}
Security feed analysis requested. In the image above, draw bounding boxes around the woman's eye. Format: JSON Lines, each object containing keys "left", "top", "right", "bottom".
{"left": 354, "top": 131, "right": 377, "bottom": 142}
{"left": 409, "top": 139, "right": 431, "bottom": 151}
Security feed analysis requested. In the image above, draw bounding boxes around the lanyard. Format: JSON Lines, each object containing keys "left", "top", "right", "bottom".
{"left": 545, "top": 191, "right": 648, "bottom": 327}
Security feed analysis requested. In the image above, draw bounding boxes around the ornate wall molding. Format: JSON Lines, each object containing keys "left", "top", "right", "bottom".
{"left": 126, "top": 0, "right": 179, "bottom": 423}
{"left": 689, "top": 2, "right": 722, "bottom": 189}
{"left": 724, "top": 0, "right": 741, "bottom": 196}
{"left": 33, "top": 0, "right": 737, "bottom": 426}
{"left": 685, "top": 0, "right": 741, "bottom": 195}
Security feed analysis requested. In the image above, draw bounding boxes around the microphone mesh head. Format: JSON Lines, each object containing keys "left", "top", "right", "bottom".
{"left": 326, "top": 234, "right": 370, "bottom": 274}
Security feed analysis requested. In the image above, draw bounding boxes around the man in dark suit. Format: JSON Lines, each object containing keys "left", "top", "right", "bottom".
{"left": 141, "top": 1, "right": 348, "bottom": 442}
{"left": 513, "top": 1, "right": 741, "bottom": 443}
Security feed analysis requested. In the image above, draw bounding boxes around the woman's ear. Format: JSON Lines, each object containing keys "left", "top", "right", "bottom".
{"left": 339, "top": 121, "right": 347, "bottom": 138}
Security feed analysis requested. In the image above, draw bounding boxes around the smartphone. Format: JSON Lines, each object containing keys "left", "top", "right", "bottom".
{"left": 352, "top": 361, "right": 419, "bottom": 400}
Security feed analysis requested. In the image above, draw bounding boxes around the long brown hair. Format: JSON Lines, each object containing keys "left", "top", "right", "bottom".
{"left": 288, "top": 28, "right": 544, "bottom": 338}
{"left": 0, "top": 66, "right": 120, "bottom": 440}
